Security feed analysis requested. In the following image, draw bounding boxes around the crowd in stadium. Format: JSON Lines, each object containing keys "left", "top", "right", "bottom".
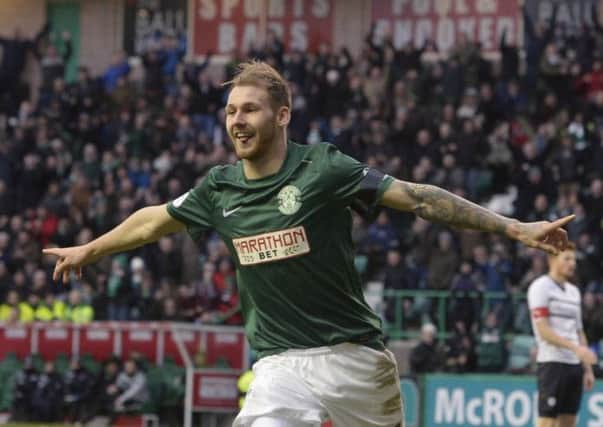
{"left": 0, "top": 3, "right": 603, "bottom": 378}
{"left": 10, "top": 354, "right": 149, "bottom": 423}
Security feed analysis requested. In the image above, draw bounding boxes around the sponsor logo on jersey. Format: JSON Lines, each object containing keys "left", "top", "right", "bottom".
{"left": 222, "top": 206, "right": 242, "bottom": 217}
{"left": 277, "top": 185, "right": 302, "bottom": 215}
{"left": 172, "top": 191, "right": 190, "bottom": 207}
{"left": 232, "top": 226, "right": 310, "bottom": 265}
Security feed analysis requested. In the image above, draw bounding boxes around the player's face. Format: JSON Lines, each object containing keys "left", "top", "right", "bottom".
{"left": 553, "top": 250, "right": 576, "bottom": 280}
{"left": 225, "top": 85, "right": 280, "bottom": 161}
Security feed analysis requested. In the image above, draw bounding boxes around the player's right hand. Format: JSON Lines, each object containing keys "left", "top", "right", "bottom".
{"left": 42, "top": 245, "right": 93, "bottom": 284}
{"left": 575, "top": 345, "right": 598, "bottom": 366}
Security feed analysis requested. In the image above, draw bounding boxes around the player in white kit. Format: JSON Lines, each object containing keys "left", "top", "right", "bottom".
{"left": 528, "top": 244, "right": 597, "bottom": 427}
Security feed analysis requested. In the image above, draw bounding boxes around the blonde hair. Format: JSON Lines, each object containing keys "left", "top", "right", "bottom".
{"left": 224, "top": 60, "right": 291, "bottom": 110}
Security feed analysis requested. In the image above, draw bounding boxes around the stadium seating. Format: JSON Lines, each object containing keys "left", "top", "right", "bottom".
{"left": 508, "top": 334, "right": 536, "bottom": 372}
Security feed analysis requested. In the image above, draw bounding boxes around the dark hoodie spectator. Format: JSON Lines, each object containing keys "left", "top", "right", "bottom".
{"left": 10, "top": 356, "right": 39, "bottom": 421}
{"left": 31, "top": 360, "right": 64, "bottom": 422}
{"left": 63, "top": 357, "right": 94, "bottom": 423}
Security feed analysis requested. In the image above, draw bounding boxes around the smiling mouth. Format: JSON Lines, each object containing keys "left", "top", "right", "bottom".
{"left": 234, "top": 132, "right": 254, "bottom": 144}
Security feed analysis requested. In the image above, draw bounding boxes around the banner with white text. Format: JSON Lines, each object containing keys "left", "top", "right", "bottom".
{"left": 192, "top": 0, "right": 334, "bottom": 55}
{"left": 371, "top": 0, "right": 520, "bottom": 52}
{"left": 123, "top": 0, "right": 187, "bottom": 55}
{"left": 424, "top": 374, "right": 603, "bottom": 427}
{"left": 524, "top": 0, "right": 597, "bottom": 34}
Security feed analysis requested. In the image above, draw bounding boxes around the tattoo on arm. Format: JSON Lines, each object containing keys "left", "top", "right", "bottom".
{"left": 402, "top": 183, "right": 513, "bottom": 234}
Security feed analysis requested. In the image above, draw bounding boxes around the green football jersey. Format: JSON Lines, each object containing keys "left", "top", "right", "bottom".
{"left": 167, "top": 141, "right": 394, "bottom": 358}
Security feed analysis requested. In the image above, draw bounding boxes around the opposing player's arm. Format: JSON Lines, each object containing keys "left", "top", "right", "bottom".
{"left": 579, "top": 330, "right": 596, "bottom": 389}
{"left": 380, "top": 179, "right": 573, "bottom": 254}
{"left": 533, "top": 315, "right": 578, "bottom": 351}
{"left": 43, "top": 204, "right": 185, "bottom": 282}
{"left": 531, "top": 314, "right": 597, "bottom": 365}
{"left": 579, "top": 330, "right": 595, "bottom": 369}
{"left": 579, "top": 330, "right": 589, "bottom": 348}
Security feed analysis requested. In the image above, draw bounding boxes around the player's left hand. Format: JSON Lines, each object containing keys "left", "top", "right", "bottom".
{"left": 584, "top": 369, "right": 595, "bottom": 391}
{"left": 505, "top": 215, "right": 575, "bottom": 255}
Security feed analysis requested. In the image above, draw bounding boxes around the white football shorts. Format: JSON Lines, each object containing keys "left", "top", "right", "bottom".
{"left": 233, "top": 342, "right": 404, "bottom": 427}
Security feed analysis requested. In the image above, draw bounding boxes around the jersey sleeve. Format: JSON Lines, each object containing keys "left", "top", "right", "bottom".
{"left": 166, "top": 175, "right": 214, "bottom": 242}
{"left": 323, "top": 144, "right": 393, "bottom": 213}
{"left": 527, "top": 280, "right": 550, "bottom": 320}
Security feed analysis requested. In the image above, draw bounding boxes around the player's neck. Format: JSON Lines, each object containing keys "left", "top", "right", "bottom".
{"left": 242, "top": 136, "right": 288, "bottom": 180}
{"left": 548, "top": 271, "right": 567, "bottom": 286}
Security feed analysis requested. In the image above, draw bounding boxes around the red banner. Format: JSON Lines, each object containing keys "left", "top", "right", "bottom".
{"left": 36, "top": 324, "right": 74, "bottom": 360}
{"left": 192, "top": 0, "right": 334, "bottom": 55}
{"left": 78, "top": 323, "right": 117, "bottom": 361}
{"left": 0, "top": 325, "right": 31, "bottom": 359}
{"left": 371, "top": 0, "right": 520, "bottom": 52}
{"left": 121, "top": 322, "right": 159, "bottom": 363}
{"left": 0, "top": 323, "right": 248, "bottom": 368}
{"left": 205, "top": 329, "right": 247, "bottom": 369}
{"left": 192, "top": 370, "right": 241, "bottom": 410}
{"left": 164, "top": 327, "right": 201, "bottom": 366}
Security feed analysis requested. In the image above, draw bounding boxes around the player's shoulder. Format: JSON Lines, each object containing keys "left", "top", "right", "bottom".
{"left": 288, "top": 141, "right": 341, "bottom": 169}
{"left": 528, "top": 275, "right": 554, "bottom": 293}
{"left": 304, "top": 142, "right": 363, "bottom": 171}
{"left": 566, "top": 282, "right": 581, "bottom": 296}
{"left": 204, "top": 163, "right": 242, "bottom": 185}
{"left": 295, "top": 141, "right": 336, "bottom": 158}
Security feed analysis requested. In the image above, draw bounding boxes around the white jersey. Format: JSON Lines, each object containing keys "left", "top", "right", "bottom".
{"left": 527, "top": 275, "right": 582, "bottom": 364}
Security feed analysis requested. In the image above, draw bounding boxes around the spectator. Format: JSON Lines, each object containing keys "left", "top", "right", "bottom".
{"left": 31, "top": 360, "right": 64, "bottom": 422}
{"left": 39, "top": 31, "right": 73, "bottom": 97}
{"left": 583, "top": 291, "right": 603, "bottom": 355}
{"left": 445, "top": 320, "right": 477, "bottom": 373}
{"left": 64, "top": 289, "right": 94, "bottom": 324}
{"left": 410, "top": 323, "right": 444, "bottom": 374}
{"left": 102, "top": 51, "right": 130, "bottom": 93}
{"left": 160, "top": 297, "right": 184, "bottom": 321}
{"left": 0, "top": 289, "right": 20, "bottom": 322}
{"left": 523, "top": 2, "right": 558, "bottom": 93}
{"left": 203, "top": 278, "right": 242, "bottom": 325}
{"left": 382, "top": 249, "right": 414, "bottom": 323}
{"left": 474, "top": 243, "right": 513, "bottom": 331}
{"left": 141, "top": 45, "right": 167, "bottom": 104}
{"left": 364, "top": 211, "right": 400, "bottom": 266}
{"left": 499, "top": 28, "right": 519, "bottom": 82}
{"left": 63, "top": 357, "right": 94, "bottom": 423}
{"left": 582, "top": 178, "right": 603, "bottom": 234}
{"left": 150, "top": 236, "right": 182, "bottom": 284}
{"left": 476, "top": 311, "right": 507, "bottom": 372}
{"left": 89, "top": 356, "right": 121, "bottom": 419}
{"left": 0, "top": 23, "right": 49, "bottom": 114}
{"left": 107, "top": 257, "right": 132, "bottom": 321}
{"left": 427, "top": 231, "right": 459, "bottom": 291}
{"left": 35, "top": 290, "right": 65, "bottom": 321}
{"left": 109, "top": 358, "right": 149, "bottom": 413}
{"left": 19, "top": 292, "right": 42, "bottom": 324}
{"left": 10, "top": 356, "right": 39, "bottom": 421}
{"left": 575, "top": 232, "right": 602, "bottom": 291}
{"left": 448, "top": 261, "right": 480, "bottom": 333}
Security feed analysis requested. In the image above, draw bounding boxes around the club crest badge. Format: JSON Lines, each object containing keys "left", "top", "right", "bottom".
{"left": 277, "top": 185, "right": 302, "bottom": 215}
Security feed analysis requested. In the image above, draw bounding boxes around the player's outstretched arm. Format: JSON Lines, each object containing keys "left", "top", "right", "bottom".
{"left": 380, "top": 179, "right": 574, "bottom": 254}
{"left": 43, "top": 204, "right": 185, "bottom": 283}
